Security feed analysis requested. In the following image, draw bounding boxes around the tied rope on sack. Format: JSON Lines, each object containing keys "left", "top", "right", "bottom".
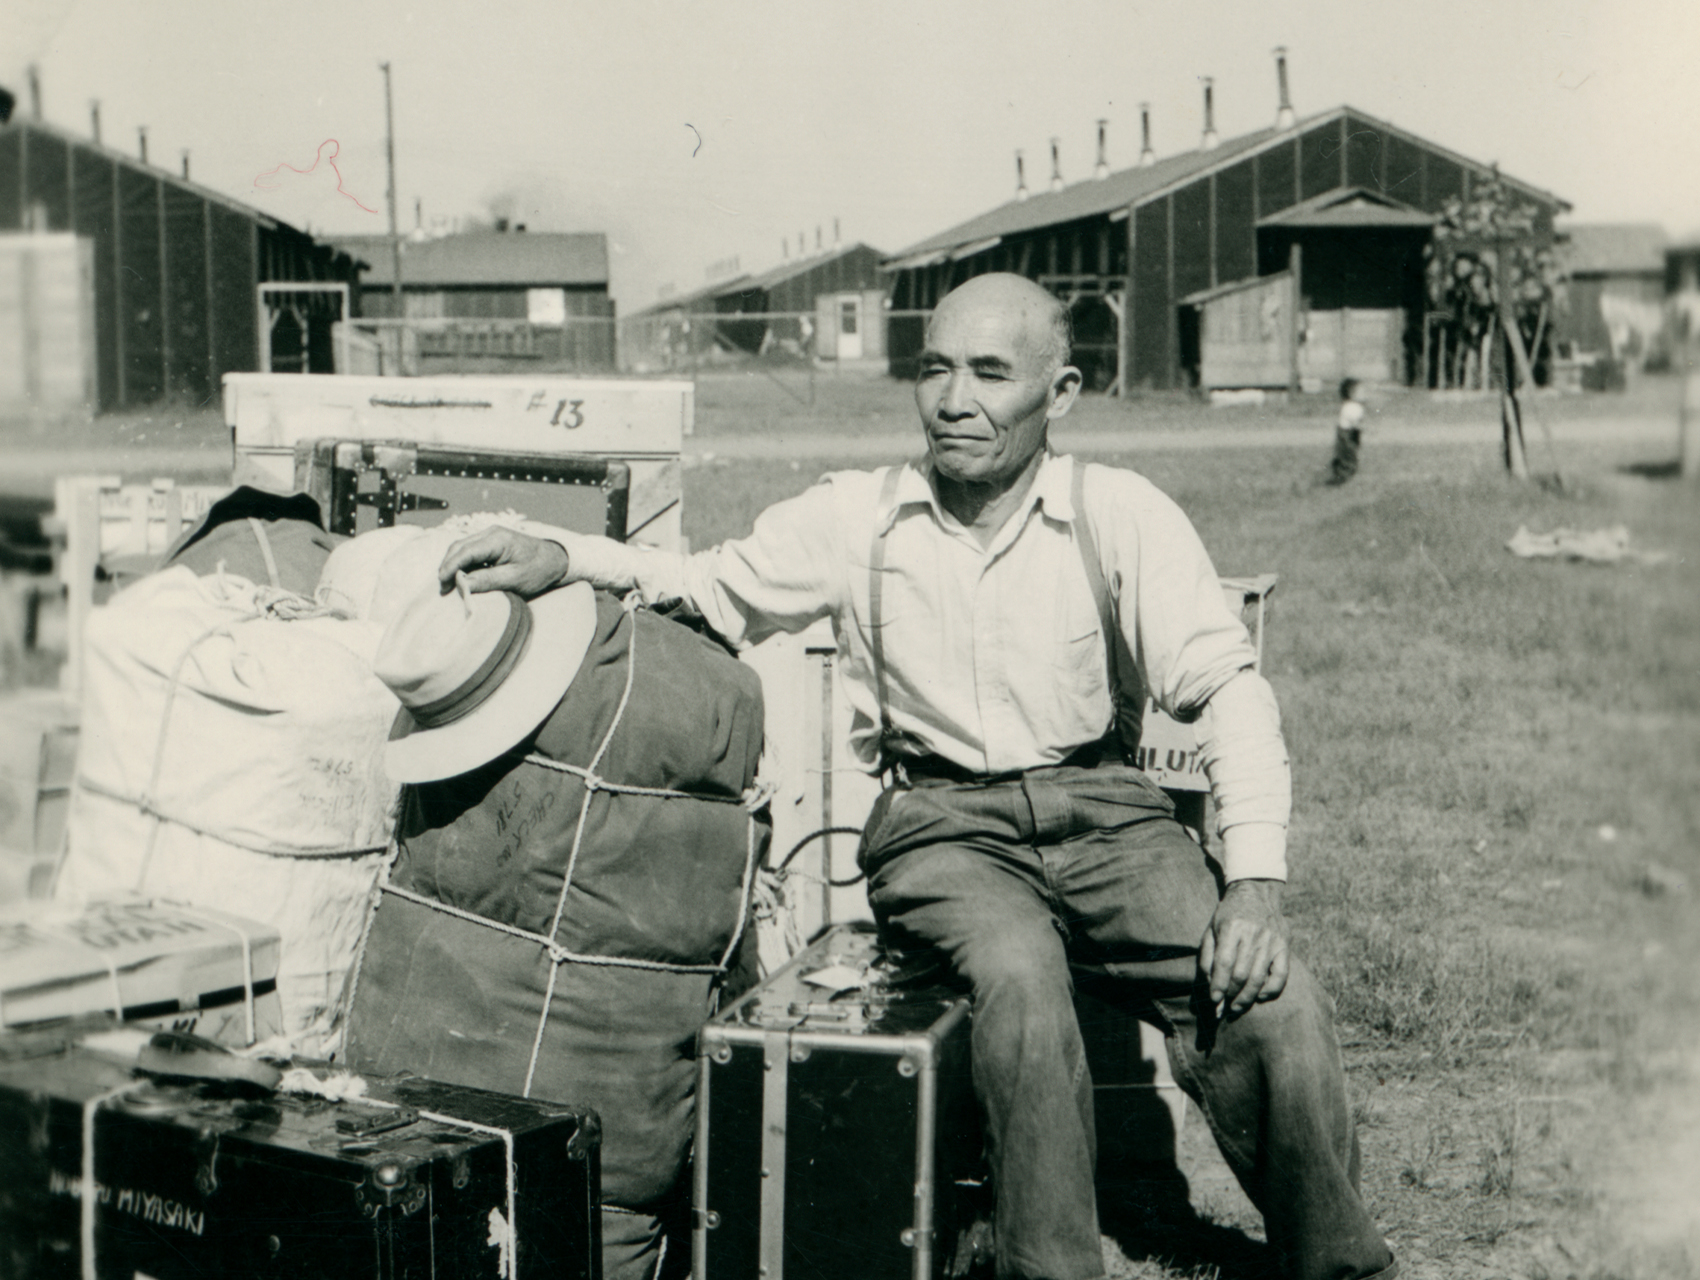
{"left": 63, "top": 569, "right": 392, "bottom": 894}
{"left": 352, "top": 595, "right": 775, "bottom": 1098}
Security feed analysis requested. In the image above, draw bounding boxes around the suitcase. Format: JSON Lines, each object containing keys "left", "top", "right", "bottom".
{"left": 293, "top": 440, "right": 631, "bottom": 542}
{"left": 0, "top": 1027, "right": 602, "bottom": 1280}
{"left": 694, "top": 923, "right": 985, "bottom": 1280}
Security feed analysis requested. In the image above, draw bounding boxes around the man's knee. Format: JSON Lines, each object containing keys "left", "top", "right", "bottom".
{"left": 1218, "top": 957, "right": 1342, "bottom": 1057}
{"left": 963, "top": 920, "right": 1072, "bottom": 1007}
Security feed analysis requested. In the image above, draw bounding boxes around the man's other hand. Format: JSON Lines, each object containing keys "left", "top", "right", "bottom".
{"left": 1199, "top": 878, "right": 1290, "bottom": 1017}
{"left": 437, "top": 527, "right": 571, "bottom": 599}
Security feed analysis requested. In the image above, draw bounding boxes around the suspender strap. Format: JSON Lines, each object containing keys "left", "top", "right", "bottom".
{"left": 1070, "top": 459, "right": 1145, "bottom": 763}
{"left": 868, "top": 465, "right": 904, "bottom": 761}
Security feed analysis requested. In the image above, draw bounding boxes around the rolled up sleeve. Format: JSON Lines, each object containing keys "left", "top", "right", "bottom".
{"left": 1086, "top": 466, "right": 1290, "bottom": 880}
{"left": 1191, "top": 670, "right": 1291, "bottom": 881}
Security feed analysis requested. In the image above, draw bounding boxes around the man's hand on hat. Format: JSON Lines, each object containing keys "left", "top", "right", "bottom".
{"left": 438, "top": 527, "right": 572, "bottom": 600}
{"left": 1199, "top": 878, "right": 1290, "bottom": 1018}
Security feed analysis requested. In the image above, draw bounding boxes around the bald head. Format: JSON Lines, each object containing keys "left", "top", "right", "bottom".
{"left": 913, "top": 272, "right": 1083, "bottom": 502}
{"left": 928, "top": 274, "right": 1073, "bottom": 374}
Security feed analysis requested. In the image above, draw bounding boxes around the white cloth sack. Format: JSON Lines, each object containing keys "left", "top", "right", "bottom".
{"left": 57, "top": 566, "right": 401, "bottom": 1055}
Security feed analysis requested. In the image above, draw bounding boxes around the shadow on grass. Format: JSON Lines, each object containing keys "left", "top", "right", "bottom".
{"left": 1618, "top": 459, "right": 1683, "bottom": 479}
{"left": 1098, "top": 1166, "right": 1276, "bottom": 1278}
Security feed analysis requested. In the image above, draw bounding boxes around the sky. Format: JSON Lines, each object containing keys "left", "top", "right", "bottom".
{"left": 4, "top": 0, "right": 1698, "bottom": 310}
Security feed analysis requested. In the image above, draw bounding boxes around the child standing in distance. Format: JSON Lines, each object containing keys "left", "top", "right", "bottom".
{"left": 1327, "top": 377, "right": 1367, "bottom": 485}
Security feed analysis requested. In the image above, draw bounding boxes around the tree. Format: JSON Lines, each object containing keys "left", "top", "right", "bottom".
{"left": 1426, "top": 168, "right": 1567, "bottom": 478}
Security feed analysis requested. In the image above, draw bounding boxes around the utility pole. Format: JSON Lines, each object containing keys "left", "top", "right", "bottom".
{"left": 381, "top": 62, "right": 402, "bottom": 308}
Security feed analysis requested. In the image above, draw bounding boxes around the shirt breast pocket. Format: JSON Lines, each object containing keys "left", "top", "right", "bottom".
{"left": 1055, "top": 627, "right": 1107, "bottom": 683}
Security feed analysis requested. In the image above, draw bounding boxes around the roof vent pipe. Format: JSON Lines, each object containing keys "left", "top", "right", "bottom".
{"left": 1094, "top": 118, "right": 1110, "bottom": 178}
{"left": 1049, "top": 137, "right": 1064, "bottom": 191}
{"left": 1138, "top": 104, "right": 1155, "bottom": 166}
{"left": 833, "top": 216, "right": 841, "bottom": 244}
{"left": 28, "top": 65, "right": 42, "bottom": 119}
{"left": 1275, "top": 46, "right": 1296, "bottom": 129}
{"left": 138, "top": 126, "right": 148, "bottom": 165}
{"left": 181, "top": 150, "right": 190, "bottom": 180}
{"left": 1201, "top": 77, "right": 1219, "bottom": 150}
{"left": 1015, "top": 149, "right": 1029, "bottom": 201}
{"left": 90, "top": 100, "right": 101, "bottom": 145}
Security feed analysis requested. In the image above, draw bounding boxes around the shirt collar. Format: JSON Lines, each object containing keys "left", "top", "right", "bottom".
{"left": 877, "top": 452, "right": 1074, "bottom": 526}
{"left": 1031, "top": 450, "right": 1077, "bottom": 522}
{"left": 880, "top": 450, "right": 1078, "bottom": 535}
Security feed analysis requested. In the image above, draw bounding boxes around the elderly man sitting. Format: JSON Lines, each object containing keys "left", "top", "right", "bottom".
{"left": 440, "top": 273, "right": 1398, "bottom": 1280}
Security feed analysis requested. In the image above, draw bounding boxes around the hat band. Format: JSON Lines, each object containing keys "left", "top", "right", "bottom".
{"left": 409, "top": 592, "right": 534, "bottom": 730}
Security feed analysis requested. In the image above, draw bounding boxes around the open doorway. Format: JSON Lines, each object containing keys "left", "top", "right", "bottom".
{"left": 258, "top": 282, "right": 352, "bottom": 374}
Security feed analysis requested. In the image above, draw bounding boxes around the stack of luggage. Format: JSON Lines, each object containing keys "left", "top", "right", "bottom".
{"left": 7, "top": 486, "right": 774, "bottom": 1280}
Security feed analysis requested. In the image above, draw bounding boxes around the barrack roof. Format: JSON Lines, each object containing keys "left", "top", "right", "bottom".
{"left": 886, "top": 105, "right": 1567, "bottom": 269}
{"left": 333, "top": 231, "right": 609, "bottom": 287}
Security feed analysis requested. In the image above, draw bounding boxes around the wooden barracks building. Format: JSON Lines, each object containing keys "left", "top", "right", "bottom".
{"left": 883, "top": 55, "right": 1569, "bottom": 392}
{"left": 0, "top": 88, "right": 361, "bottom": 414}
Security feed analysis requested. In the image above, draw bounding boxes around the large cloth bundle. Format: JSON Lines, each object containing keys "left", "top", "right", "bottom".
{"left": 345, "top": 592, "right": 769, "bottom": 1213}
{"left": 55, "top": 567, "right": 401, "bottom": 1054}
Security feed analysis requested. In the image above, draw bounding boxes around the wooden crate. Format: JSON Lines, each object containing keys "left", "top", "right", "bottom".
{"left": 223, "top": 371, "right": 689, "bottom": 550}
{"left": 0, "top": 689, "right": 79, "bottom": 902}
{"left": 44, "top": 477, "right": 228, "bottom": 696}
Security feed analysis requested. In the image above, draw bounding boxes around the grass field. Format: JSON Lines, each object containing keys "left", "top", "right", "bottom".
{"left": 4, "top": 372, "right": 1697, "bottom": 1277}
{"left": 684, "top": 379, "right": 1700, "bottom": 1279}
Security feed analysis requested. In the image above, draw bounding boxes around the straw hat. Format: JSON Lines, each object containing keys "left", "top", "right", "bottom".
{"left": 373, "top": 578, "right": 596, "bottom": 783}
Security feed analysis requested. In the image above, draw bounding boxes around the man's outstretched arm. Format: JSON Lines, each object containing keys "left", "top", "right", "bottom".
{"left": 437, "top": 478, "right": 846, "bottom": 649}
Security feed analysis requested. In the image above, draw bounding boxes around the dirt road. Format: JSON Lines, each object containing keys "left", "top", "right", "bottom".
{"left": 2, "top": 403, "right": 1677, "bottom": 493}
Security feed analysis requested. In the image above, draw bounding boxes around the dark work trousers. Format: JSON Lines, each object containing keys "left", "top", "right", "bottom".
{"left": 858, "top": 763, "right": 1397, "bottom": 1280}
{"left": 1327, "top": 427, "right": 1362, "bottom": 485}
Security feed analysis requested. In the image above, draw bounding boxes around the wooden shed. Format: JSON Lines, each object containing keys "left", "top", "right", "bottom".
{"left": 884, "top": 105, "right": 1568, "bottom": 392}
{"left": 623, "top": 242, "right": 887, "bottom": 369}
{"left": 331, "top": 229, "right": 615, "bottom": 372}
{"left": 1552, "top": 223, "right": 1669, "bottom": 367}
{"left": 0, "top": 116, "right": 363, "bottom": 413}
{"left": 713, "top": 242, "right": 888, "bottom": 361}
{"left": 0, "top": 232, "right": 95, "bottom": 416}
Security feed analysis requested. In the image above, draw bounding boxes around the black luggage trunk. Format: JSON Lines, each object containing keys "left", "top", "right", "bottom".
{"left": 693, "top": 924, "right": 984, "bottom": 1280}
{"left": 293, "top": 439, "right": 631, "bottom": 541}
{"left": 0, "top": 1030, "right": 601, "bottom": 1280}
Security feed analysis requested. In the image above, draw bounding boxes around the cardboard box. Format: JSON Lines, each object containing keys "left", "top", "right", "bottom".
{"left": 0, "top": 897, "right": 284, "bottom": 1046}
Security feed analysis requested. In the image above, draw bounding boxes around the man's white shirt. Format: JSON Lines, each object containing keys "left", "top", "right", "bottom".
{"left": 537, "top": 452, "right": 1291, "bottom": 882}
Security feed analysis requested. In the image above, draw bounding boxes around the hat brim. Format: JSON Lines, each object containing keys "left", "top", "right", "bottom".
{"left": 383, "top": 581, "right": 597, "bottom": 784}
